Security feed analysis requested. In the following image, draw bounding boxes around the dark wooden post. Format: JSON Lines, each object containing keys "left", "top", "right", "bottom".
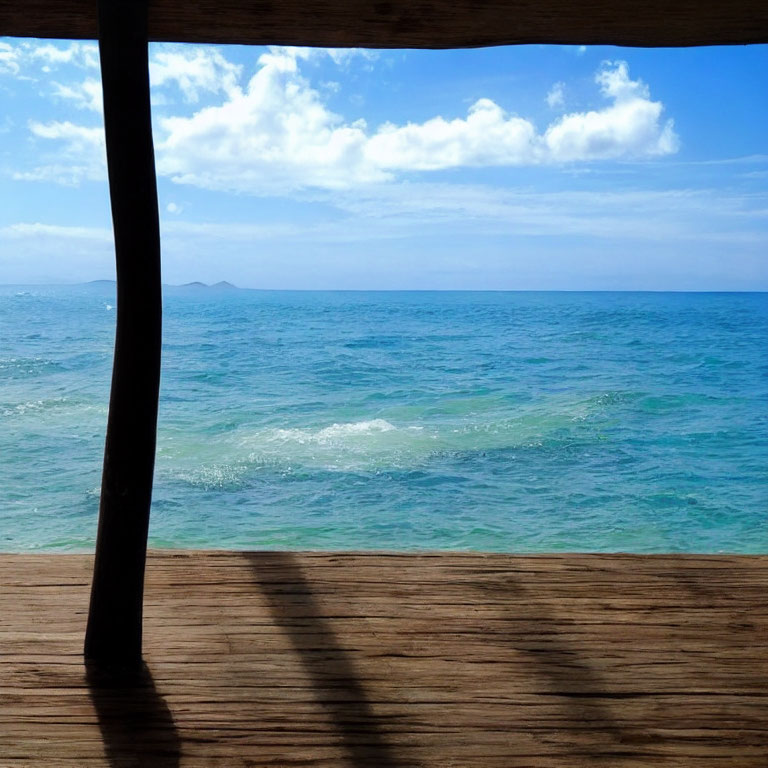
{"left": 85, "top": 0, "right": 162, "bottom": 667}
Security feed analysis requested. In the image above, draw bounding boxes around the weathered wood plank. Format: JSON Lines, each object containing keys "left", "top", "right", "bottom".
{"left": 1, "top": 550, "right": 767, "bottom": 766}
{"left": 0, "top": 0, "right": 767, "bottom": 48}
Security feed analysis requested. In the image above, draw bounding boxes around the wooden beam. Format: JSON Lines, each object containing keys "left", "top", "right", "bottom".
{"left": 84, "top": 0, "right": 161, "bottom": 668}
{"left": 1, "top": 0, "right": 767, "bottom": 48}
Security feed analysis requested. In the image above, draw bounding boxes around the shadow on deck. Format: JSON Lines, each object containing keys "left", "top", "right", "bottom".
{"left": 246, "top": 551, "right": 403, "bottom": 767}
{"left": 2, "top": 551, "right": 767, "bottom": 766}
{"left": 86, "top": 663, "right": 180, "bottom": 768}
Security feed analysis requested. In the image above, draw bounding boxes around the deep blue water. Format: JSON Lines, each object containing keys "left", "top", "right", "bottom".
{"left": 1, "top": 285, "right": 766, "bottom": 552}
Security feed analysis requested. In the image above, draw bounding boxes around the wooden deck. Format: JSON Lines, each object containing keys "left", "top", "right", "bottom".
{"left": 2, "top": 551, "right": 767, "bottom": 766}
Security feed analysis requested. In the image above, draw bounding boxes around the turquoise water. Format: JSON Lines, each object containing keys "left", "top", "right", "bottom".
{"left": 1, "top": 285, "right": 766, "bottom": 553}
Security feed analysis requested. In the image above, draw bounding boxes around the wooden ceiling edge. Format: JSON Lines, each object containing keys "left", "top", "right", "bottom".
{"left": 1, "top": 0, "right": 768, "bottom": 48}
{"left": 2, "top": 31, "right": 767, "bottom": 49}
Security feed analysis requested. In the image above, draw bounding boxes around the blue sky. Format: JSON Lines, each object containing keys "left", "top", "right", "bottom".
{"left": 0, "top": 39, "right": 766, "bottom": 289}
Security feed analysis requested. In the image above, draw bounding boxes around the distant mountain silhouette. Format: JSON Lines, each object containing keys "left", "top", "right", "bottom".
{"left": 179, "top": 281, "right": 238, "bottom": 289}
{"left": 84, "top": 280, "right": 240, "bottom": 289}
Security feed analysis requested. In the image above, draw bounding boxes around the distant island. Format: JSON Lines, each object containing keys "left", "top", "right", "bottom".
{"left": 85, "top": 279, "right": 239, "bottom": 289}
{"left": 180, "top": 281, "right": 238, "bottom": 290}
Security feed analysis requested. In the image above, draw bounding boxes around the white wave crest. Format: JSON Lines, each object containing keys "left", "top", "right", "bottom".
{"left": 233, "top": 418, "right": 424, "bottom": 472}
{"left": 273, "top": 419, "right": 397, "bottom": 445}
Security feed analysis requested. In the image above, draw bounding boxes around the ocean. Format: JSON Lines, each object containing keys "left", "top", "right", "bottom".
{"left": 1, "top": 285, "right": 766, "bottom": 553}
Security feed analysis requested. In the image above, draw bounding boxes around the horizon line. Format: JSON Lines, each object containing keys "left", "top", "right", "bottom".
{"left": 2, "top": 281, "right": 767, "bottom": 294}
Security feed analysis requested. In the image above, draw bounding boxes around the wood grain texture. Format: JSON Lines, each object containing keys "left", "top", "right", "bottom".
{"left": 0, "top": 0, "right": 767, "bottom": 47}
{"left": 2, "top": 550, "right": 768, "bottom": 766}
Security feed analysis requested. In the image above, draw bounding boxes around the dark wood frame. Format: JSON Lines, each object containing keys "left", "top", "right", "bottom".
{"left": 1, "top": 0, "right": 768, "bottom": 47}
{"left": 84, "top": 0, "right": 161, "bottom": 667}
{"left": 1, "top": 0, "right": 765, "bottom": 666}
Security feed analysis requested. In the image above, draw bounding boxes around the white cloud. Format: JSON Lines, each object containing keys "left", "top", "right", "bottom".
{"left": 150, "top": 47, "right": 242, "bottom": 102}
{"left": 0, "top": 41, "right": 20, "bottom": 75}
{"left": 156, "top": 47, "right": 382, "bottom": 192}
{"left": 4, "top": 182, "right": 765, "bottom": 288}
{"left": 597, "top": 60, "right": 648, "bottom": 101}
{"left": 15, "top": 120, "right": 106, "bottom": 185}
{"left": 51, "top": 78, "right": 103, "bottom": 112}
{"left": 12, "top": 164, "right": 100, "bottom": 185}
{"left": 0, "top": 41, "right": 102, "bottom": 128}
{"left": 22, "top": 46, "right": 244, "bottom": 129}
{"left": 156, "top": 182, "right": 768, "bottom": 248}
{"left": 0, "top": 222, "right": 111, "bottom": 240}
{"left": 323, "top": 48, "right": 379, "bottom": 68}
{"left": 370, "top": 61, "right": 677, "bottom": 171}
{"left": 156, "top": 51, "right": 678, "bottom": 194}
{"left": 166, "top": 202, "right": 182, "bottom": 214}
{"left": 1, "top": 41, "right": 106, "bottom": 185}
{"left": 29, "top": 120, "right": 103, "bottom": 149}
{"left": 13, "top": 45, "right": 678, "bottom": 193}
{"left": 27, "top": 41, "right": 99, "bottom": 70}
{"left": 542, "top": 62, "right": 678, "bottom": 161}
{"left": 318, "top": 182, "right": 766, "bottom": 244}
{"left": 365, "top": 98, "right": 539, "bottom": 172}
{"left": 546, "top": 82, "right": 565, "bottom": 109}
{"left": 0, "top": 40, "right": 100, "bottom": 75}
